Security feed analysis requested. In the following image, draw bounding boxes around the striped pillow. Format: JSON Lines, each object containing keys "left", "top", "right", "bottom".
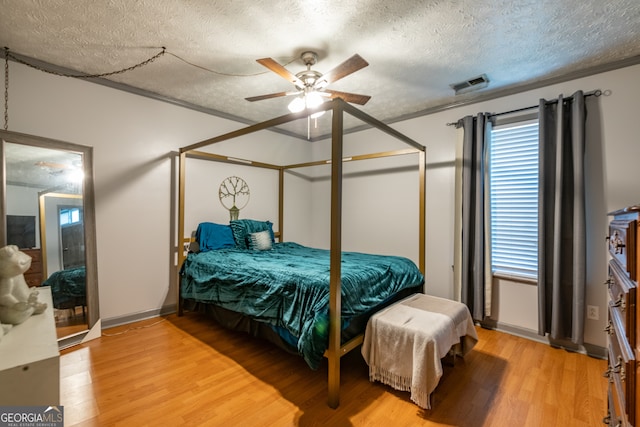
{"left": 230, "top": 219, "right": 274, "bottom": 249}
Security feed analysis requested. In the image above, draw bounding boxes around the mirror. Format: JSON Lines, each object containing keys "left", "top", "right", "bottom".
{"left": 0, "top": 130, "right": 99, "bottom": 348}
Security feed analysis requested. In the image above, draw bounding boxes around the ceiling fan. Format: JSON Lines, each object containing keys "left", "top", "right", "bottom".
{"left": 245, "top": 51, "right": 371, "bottom": 112}
{"left": 35, "top": 161, "right": 72, "bottom": 170}
{"left": 35, "top": 161, "right": 83, "bottom": 180}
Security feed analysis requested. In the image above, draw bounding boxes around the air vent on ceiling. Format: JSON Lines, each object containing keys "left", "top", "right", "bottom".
{"left": 450, "top": 74, "right": 489, "bottom": 95}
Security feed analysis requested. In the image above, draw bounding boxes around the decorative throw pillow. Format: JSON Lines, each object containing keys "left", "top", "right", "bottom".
{"left": 195, "top": 222, "right": 235, "bottom": 252}
{"left": 230, "top": 219, "right": 274, "bottom": 249}
{"left": 248, "top": 230, "right": 273, "bottom": 251}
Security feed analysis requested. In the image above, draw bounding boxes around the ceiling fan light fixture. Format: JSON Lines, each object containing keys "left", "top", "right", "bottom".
{"left": 305, "top": 91, "right": 324, "bottom": 109}
{"left": 306, "top": 90, "right": 326, "bottom": 118}
{"left": 288, "top": 90, "right": 326, "bottom": 114}
{"left": 248, "top": 52, "right": 370, "bottom": 117}
{"left": 288, "top": 96, "right": 306, "bottom": 113}
{"left": 68, "top": 168, "right": 84, "bottom": 183}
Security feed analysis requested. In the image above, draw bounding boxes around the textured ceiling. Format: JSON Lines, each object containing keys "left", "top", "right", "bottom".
{"left": 1, "top": 0, "right": 640, "bottom": 140}
{"left": 4, "top": 141, "right": 83, "bottom": 190}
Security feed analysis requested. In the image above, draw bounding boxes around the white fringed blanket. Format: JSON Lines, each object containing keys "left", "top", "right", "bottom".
{"left": 361, "top": 293, "right": 478, "bottom": 409}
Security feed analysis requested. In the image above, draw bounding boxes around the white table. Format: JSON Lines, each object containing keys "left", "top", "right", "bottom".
{"left": 0, "top": 286, "right": 60, "bottom": 405}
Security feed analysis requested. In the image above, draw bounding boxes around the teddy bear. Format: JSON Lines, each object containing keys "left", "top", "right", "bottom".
{"left": 0, "top": 245, "right": 47, "bottom": 325}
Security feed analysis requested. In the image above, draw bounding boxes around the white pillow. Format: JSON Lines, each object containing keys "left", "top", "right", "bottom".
{"left": 249, "top": 230, "right": 273, "bottom": 250}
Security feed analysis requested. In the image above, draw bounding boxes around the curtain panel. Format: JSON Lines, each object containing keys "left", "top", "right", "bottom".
{"left": 459, "top": 113, "right": 493, "bottom": 321}
{"left": 537, "top": 90, "right": 587, "bottom": 345}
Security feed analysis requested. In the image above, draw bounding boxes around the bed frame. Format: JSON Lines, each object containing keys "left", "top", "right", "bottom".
{"left": 176, "top": 98, "right": 426, "bottom": 408}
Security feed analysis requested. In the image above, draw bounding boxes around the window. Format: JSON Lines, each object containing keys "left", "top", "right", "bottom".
{"left": 60, "top": 207, "right": 82, "bottom": 227}
{"left": 489, "top": 120, "right": 539, "bottom": 281}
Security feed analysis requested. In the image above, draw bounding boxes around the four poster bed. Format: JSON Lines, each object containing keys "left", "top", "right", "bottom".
{"left": 176, "top": 98, "right": 426, "bottom": 408}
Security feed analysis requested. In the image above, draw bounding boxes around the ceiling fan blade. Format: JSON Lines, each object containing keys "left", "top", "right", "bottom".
{"left": 245, "top": 91, "right": 299, "bottom": 102}
{"left": 256, "top": 58, "right": 304, "bottom": 87}
{"left": 35, "top": 161, "right": 69, "bottom": 169}
{"left": 316, "top": 54, "right": 369, "bottom": 86}
{"left": 324, "top": 89, "right": 371, "bottom": 105}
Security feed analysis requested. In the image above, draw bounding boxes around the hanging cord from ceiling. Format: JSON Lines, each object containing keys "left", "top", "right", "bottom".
{"left": 1, "top": 45, "right": 299, "bottom": 130}
{"left": 4, "top": 45, "right": 296, "bottom": 79}
{"left": 4, "top": 46, "right": 167, "bottom": 79}
{"left": 2, "top": 46, "right": 168, "bottom": 130}
{"left": 4, "top": 47, "right": 8, "bottom": 130}
{"left": 166, "top": 51, "right": 297, "bottom": 77}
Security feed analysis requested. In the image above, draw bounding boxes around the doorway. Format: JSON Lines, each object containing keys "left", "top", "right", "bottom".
{"left": 59, "top": 206, "right": 84, "bottom": 269}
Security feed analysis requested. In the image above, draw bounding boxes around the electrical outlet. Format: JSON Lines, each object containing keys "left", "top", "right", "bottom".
{"left": 587, "top": 305, "right": 599, "bottom": 320}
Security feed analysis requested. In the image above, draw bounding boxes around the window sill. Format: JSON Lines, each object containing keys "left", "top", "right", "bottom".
{"left": 492, "top": 272, "right": 538, "bottom": 285}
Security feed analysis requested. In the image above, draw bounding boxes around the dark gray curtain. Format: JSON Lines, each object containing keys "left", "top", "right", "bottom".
{"left": 460, "top": 113, "right": 491, "bottom": 321}
{"left": 538, "top": 91, "right": 586, "bottom": 345}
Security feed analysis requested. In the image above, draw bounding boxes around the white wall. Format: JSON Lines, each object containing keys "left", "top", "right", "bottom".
{"left": 367, "top": 64, "right": 638, "bottom": 349}
{"left": 308, "top": 131, "right": 421, "bottom": 261}
{"left": 8, "top": 59, "right": 640, "bottom": 351}
{"left": 7, "top": 63, "right": 310, "bottom": 322}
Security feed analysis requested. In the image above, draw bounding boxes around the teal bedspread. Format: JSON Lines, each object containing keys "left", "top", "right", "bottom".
{"left": 42, "top": 266, "right": 86, "bottom": 309}
{"left": 180, "top": 242, "right": 424, "bottom": 369}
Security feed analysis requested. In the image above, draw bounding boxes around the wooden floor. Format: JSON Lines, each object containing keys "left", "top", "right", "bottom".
{"left": 55, "top": 306, "right": 88, "bottom": 339}
{"left": 60, "top": 313, "right": 608, "bottom": 426}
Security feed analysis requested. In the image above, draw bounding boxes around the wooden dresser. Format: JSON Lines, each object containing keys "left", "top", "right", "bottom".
{"left": 606, "top": 206, "right": 640, "bottom": 426}
{"left": 21, "top": 248, "right": 43, "bottom": 287}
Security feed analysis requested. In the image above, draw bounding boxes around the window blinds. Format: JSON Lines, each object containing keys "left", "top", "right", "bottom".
{"left": 489, "top": 121, "right": 539, "bottom": 280}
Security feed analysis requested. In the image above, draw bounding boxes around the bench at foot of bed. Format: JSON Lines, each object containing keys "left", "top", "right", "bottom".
{"left": 361, "top": 293, "right": 478, "bottom": 409}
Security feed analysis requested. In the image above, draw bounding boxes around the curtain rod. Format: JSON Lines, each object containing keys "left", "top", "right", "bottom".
{"left": 446, "top": 89, "right": 603, "bottom": 126}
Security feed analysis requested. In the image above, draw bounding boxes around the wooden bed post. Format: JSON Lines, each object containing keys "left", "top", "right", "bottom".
{"left": 419, "top": 149, "right": 426, "bottom": 278}
{"left": 177, "top": 151, "right": 186, "bottom": 316}
{"left": 328, "top": 102, "right": 344, "bottom": 409}
{"left": 176, "top": 100, "right": 427, "bottom": 409}
{"left": 279, "top": 168, "right": 284, "bottom": 242}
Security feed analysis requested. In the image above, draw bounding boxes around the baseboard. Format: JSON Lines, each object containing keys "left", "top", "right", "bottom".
{"left": 101, "top": 304, "right": 176, "bottom": 329}
{"left": 583, "top": 342, "right": 607, "bottom": 360}
{"left": 483, "top": 320, "right": 607, "bottom": 360}
{"left": 58, "top": 330, "right": 91, "bottom": 350}
{"left": 100, "top": 306, "right": 608, "bottom": 359}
